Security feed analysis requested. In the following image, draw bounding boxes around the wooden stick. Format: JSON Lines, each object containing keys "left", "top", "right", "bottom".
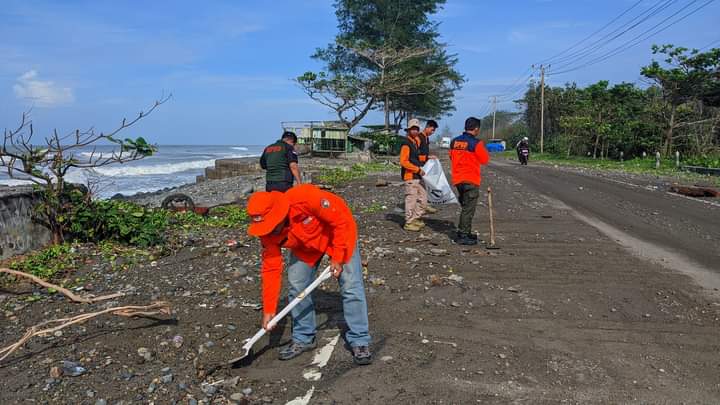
{"left": 0, "top": 268, "right": 125, "bottom": 304}
{"left": 0, "top": 302, "right": 170, "bottom": 362}
{"left": 487, "top": 187, "right": 496, "bottom": 247}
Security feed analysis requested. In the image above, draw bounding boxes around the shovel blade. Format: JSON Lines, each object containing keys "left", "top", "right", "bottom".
{"left": 228, "top": 348, "right": 253, "bottom": 365}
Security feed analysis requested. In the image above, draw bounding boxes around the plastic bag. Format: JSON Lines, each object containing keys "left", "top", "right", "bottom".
{"left": 421, "top": 159, "right": 458, "bottom": 205}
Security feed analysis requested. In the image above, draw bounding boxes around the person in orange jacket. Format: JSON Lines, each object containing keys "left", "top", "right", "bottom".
{"left": 449, "top": 117, "right": 490, "bottom": 245}
{"left": 399, "top": 118, "right": 427, "bottom": 231}
{"left": 246, "top": 184, "right": 372, "bottom": 365}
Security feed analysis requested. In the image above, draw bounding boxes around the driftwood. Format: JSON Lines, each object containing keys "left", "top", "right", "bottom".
{"left": 0, "top": 302, "right": 171, "bottom": 362}
{"left": 0, "top": 268, "right": 125, "bottom": 303}
{"left": 669, "top": 185, "right": 720, "bottom": 197}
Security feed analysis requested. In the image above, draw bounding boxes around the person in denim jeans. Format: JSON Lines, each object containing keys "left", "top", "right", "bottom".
{"left": 286, "top": 243, "right": 370, "bottom": 352}
{"left": 246, "top": 184, "right": 372, "bottom": 365}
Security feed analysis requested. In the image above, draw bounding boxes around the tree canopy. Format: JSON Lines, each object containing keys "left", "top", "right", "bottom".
{"left": 297, "top": 0, "right": 463, "bottom": 130}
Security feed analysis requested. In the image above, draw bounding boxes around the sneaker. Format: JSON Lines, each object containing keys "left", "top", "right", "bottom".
{"left": 351, "top": 346, "right": 373, "bottom": 365}
{"left": 412, "top": 219, "right": 426, "bottom": 228}
{"left": 459, "top": 236, "right": 478, "bottom": 246}
{"left": 457, "top": 231, "right": 478, "bottom": 241}
{"left": 278, "top": 339, "right": 317, "bottom": 361}
{"left": 424, "top": 206, "right": 438, "bottom": 214}
{"left": 403, "top": 222, "right": 421, "bottom": 232}
{"left": 456, "top": 232, "right": 478, "bottom": 246}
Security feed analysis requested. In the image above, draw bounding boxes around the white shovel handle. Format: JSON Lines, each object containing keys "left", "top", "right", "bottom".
{"left": 241, "top": 266, "right": 333, "bottom": 352}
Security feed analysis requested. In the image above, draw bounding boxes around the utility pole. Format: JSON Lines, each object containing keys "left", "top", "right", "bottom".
{"left": 539, "top": 65, "right": 546, "bottom": 154}
{"left": 491, "top": 96, "right": 497, "bottom": 139}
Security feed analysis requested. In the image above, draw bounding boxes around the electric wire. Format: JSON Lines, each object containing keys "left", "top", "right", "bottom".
{"left": 535, "top": 0, "right": 646, "bottom": 65}
{"left": 546, "top": 0, "right": 679, "bottom": 67}
{"left": 549, "top": 0, "right": 716, "bottom": 76}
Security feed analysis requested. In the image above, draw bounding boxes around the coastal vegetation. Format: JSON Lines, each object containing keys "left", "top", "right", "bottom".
{"left": 490, "top": 45, "right": 719, "bottom": 166}
{"left": 0, "top": 96, "right": 170, "bottom": 243}
{"left": 316, "top": 162, "right": 392, "bottom": 186}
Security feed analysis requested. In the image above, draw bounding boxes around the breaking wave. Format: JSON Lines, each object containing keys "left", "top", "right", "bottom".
{"left": 87, "top": 155, "right": 259, "bottom": 177}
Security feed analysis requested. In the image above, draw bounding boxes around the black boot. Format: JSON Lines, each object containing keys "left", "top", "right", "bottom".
{"left": 456, "top": 232, "right": 478, "bottom": 246}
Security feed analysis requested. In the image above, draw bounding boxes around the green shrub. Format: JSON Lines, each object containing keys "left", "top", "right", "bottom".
{"left": 68, "top": 199, "right": 168, "bottom": 247}
{"left": 684, "top": 155, "right": 720, "bottom": 168}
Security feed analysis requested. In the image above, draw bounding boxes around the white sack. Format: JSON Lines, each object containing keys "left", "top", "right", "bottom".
{"left": 421, "top": 159, "right": 458, "bottom": 205}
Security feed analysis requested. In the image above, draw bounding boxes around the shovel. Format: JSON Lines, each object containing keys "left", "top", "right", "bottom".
{"left": 486, "top": 187, "right": 500, "bottom": 250}
{"left": 228, "top": 266, "right": 333, "bottom": 365}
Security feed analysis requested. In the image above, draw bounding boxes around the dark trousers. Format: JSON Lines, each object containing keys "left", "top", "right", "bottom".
{"left": 266, "top": 181, "right": 293, "bottom": 193}
{"left": 456, "top": 183, "right": 480, "bottom": 235}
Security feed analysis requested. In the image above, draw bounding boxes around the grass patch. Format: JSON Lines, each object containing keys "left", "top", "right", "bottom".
{"left": 361, "top": 202, "right": 386, "bottom": 214}
{"left": 173, "top": 205, "right": 249, "bottom": 229}
{"left": 9, "top": 243, "right": 79, "bottom": 280}
{"left": 316, "top": 162, "right": 392, "bottom": 186}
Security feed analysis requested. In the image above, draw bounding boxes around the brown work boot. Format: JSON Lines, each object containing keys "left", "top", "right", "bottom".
{"left": 424, "top": 206, "right": 438, "bottom": 214}
{"left": 412, "top": 219, "right": 426, "bottom": 228}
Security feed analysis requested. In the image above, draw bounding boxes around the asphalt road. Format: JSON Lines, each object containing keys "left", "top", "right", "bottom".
{"left": 489, "top": 159, "right": 720, "bottom": 289}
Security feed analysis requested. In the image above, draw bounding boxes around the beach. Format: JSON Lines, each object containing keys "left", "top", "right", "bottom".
{"left": 1, "top": 153, "right": 719, "bottom": 404}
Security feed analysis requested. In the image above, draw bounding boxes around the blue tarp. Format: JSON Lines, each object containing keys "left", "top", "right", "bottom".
{"left": 486, "top": 143, "right": 505, "bottom": 153}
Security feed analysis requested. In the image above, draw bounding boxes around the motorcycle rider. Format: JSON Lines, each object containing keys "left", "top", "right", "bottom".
{"left": 516, "top": 137, "right": 530, "bottom": 164}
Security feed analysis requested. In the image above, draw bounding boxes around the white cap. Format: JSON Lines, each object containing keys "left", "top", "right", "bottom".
{"left": 405, "top": 118, "right": 421, "bottom": 131}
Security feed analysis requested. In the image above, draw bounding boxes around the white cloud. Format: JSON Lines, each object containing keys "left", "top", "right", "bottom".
{"left": 13, "top": 70, "right": 74, "bottom": 107}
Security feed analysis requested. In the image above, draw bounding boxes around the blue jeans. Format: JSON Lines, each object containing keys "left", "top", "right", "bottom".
{"left": 286, "top": 244, "right": 371, "bottom": 348}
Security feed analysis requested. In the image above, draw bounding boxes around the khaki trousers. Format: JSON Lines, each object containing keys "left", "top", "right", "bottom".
{"left": 404, "top": 179, "right": 427, "bottom": 223}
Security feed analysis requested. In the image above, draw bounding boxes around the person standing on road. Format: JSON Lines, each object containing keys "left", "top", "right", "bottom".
{"left": 260, "top": 131, "right": 302, "bottom": 192}
{"left": 449, "top": 117, "right": 490, "bottom": 245}
{"left": 399, "top": 119, "right": 427, "bottom": 232}
{"left": 246, "top": 184, "right": 372, "bottom": 365}
{"left": 419, "top": 120, "right": 440, "bottom": 215}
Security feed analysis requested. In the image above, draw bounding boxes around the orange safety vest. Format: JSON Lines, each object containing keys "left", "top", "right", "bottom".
{"left": 399, "top": 135, "right": 423, "bottom": 181}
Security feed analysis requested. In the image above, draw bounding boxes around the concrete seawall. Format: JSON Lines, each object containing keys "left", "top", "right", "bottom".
{"left": 0, "top": 186, "right": 52, "bottom": 260}
{"left": 197, "top": 157, "right": 261, "bottom": 183}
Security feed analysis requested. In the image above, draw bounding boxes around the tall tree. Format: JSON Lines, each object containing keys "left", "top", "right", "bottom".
{"left": 297, "top": 0, "right": 463, "bottom": 131}
{"left": 641, "top": 44, "right": 720, "bottom": 156}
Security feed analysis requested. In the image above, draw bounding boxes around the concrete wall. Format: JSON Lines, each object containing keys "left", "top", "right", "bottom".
{"left": 0, "top": 186, "right": 52, "bottom": 260}
{"left": 197, "top": 157, "right": 261, "bottom": 182}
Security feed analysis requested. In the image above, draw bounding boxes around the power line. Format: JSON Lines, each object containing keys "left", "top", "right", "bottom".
{"left": 549, "top": 0, "right": 716, "bottom": 76}
{"left": 699, "top": 38, "right": 720, "bottom": 50}
{"left": 547, "top": 0, "right": 679, "bottom": 68}
{"left": 494, "top": 68, "right": 536, "bottom": 103}
{"left": 536, "top": 0, "right": 646, "bottom": 65}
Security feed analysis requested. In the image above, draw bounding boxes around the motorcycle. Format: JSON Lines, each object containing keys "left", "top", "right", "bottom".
{"left": 518, "top": 147, "right": 530, "bottom": 165}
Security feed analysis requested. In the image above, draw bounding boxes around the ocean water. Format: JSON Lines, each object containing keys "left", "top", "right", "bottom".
{"left": 0, "top": 145, "right": 263, "bottom": 198}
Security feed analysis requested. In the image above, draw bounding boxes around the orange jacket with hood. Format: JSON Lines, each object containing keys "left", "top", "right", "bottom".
{"left": 257, "top": 184, "right": 357, "bottom": 314}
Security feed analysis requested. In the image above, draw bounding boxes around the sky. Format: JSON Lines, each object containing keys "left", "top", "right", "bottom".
{"left": 1, "top": 0, "right": 719, "bottom": 145}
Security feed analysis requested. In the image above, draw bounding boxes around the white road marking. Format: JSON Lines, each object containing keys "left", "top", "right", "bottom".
{"left": 287, "top": 333, "right": 341, "bottom": 404}
{"left": 301, "top": 333, "right": 340, "bottom": 381}
{"left": 285, "top": 386, "right": 315, "bottom": 405}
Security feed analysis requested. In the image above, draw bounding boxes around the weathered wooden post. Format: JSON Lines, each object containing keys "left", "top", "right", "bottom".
{"left": 620, "top": 151, "right": 624, "bottom": 163}
{"left": 655, "top": 152, "right": 661, "bottom": 169}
